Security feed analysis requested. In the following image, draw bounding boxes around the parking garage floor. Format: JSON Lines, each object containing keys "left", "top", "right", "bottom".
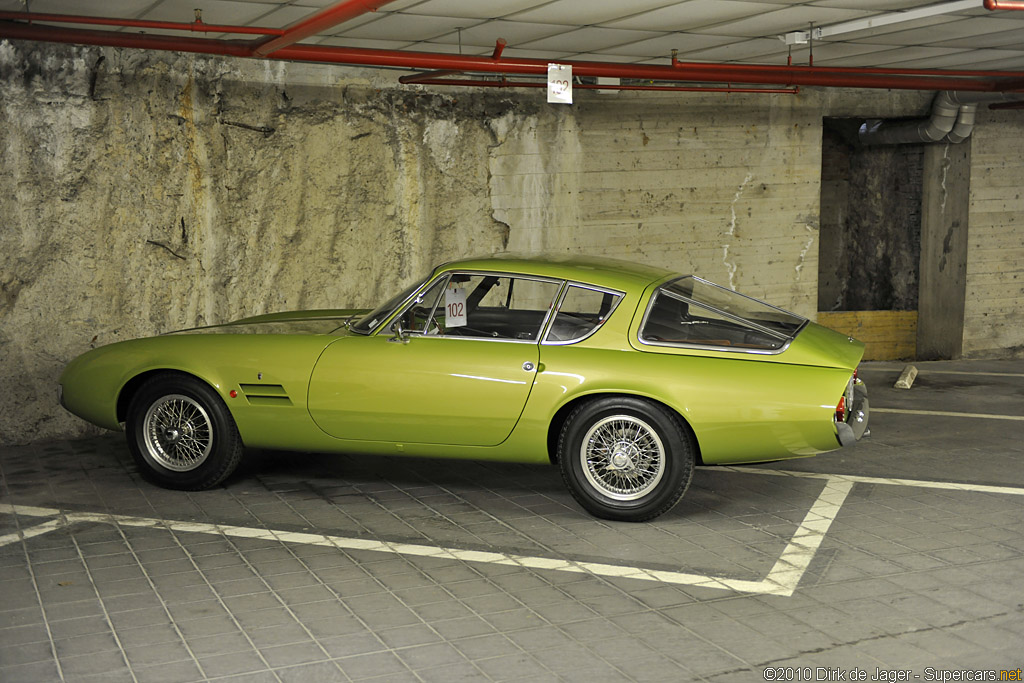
{"left": 2, "top": 360, "right": 1023, "bottom": 683}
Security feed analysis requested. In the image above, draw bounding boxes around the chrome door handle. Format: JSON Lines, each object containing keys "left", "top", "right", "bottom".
{"left": 522, "top": 362, "right": 535, "bottom": 371}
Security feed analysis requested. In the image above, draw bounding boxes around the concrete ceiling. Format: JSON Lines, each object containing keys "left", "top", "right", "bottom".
{"left": 3, "top": 0, "right": 1024, "bottom": 72}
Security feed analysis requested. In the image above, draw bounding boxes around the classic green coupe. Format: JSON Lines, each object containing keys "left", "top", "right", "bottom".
{"left": 60, "top": 255, "right": 868, "bottom": 521}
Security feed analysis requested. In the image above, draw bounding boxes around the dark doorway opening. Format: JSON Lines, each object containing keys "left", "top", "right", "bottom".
{"left": 817, "top": 118, "right": 923, "bottom": 360}
{"left": 818, "top": 118, "right": 922, "bottom": 312}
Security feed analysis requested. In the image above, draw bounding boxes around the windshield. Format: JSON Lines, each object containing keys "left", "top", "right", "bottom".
{"left": 662, "top": 276, "right": 805, "bottom": 337}
{"left": 350, "top": 276, "right": 429, "bottom": 335}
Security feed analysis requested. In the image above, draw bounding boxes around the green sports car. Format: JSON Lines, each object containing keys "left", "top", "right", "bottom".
{"left": 60, "top": 255, "right": 868, "bottom": 522}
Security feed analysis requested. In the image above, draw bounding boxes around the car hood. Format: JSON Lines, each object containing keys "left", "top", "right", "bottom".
{"left": 167, "top": 309, "right": 371, "bottom": 336}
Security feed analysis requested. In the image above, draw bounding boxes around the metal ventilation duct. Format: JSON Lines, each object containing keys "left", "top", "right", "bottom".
{"left": 859, "top": 91, "right": 1024, "bottom": 145}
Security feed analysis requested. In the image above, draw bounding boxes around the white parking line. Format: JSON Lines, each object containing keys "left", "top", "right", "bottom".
{"left": 729, "top": 467, "right": 1024, "bottom": 497}
{"left": 1, "top": 470, "right": 1022, "bottom": 597}
{"left": 0, "top": 518, "right": 67, "bottom": 548}
{"left": 873, "top": 408, "right": 1024, "bottom": 421}
{"left": 909, "top": 370, "right": 1024, "bottom": 378}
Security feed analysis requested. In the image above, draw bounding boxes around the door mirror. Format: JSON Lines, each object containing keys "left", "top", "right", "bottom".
{"left": 389, "top": 319, "right": 409, "bottom": 344}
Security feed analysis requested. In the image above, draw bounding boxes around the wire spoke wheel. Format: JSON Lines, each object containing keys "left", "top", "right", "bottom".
{"left": 559, "top": 397, "right": 694, "bottom": 521}
{"left": 142, "top": 394, "right": 214, "bottom": 472}
{"left": 580, "top": 414, "right": 665, "bottom": 501}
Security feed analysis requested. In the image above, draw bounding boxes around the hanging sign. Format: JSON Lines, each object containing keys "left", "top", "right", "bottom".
{"left": 547, "top": 63, "right": 572, "bottom": 104}
{"left": 445, "top": 286, "right": 467, "bottom": 328}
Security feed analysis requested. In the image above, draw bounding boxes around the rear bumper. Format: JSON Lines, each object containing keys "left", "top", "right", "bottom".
{"left": 836, "top": 379, "right": 869, "bottom": 447}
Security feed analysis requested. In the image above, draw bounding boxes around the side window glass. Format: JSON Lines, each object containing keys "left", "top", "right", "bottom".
{"left": 435, "top": 274, "right": 560, "bottom": 341}
{"left": 640, "top": 292, "right": 786, "bottom": 350}
{"left": 395, "top": 277, "right": 447, "bottom": 335}
{"left": 546, "top": 285, "right": 622, "bottom": 343}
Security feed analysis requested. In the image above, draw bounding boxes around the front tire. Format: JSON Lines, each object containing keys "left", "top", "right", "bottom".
{"left": 126, "top": 373, "right": 244, "bottom": 490}
{"left": 558, "top": 397, "right": 694, "bottom": 522}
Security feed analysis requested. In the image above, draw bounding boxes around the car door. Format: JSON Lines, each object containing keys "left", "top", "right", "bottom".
{"left": 307, "top": 272, "right": 563, "bottom": 446}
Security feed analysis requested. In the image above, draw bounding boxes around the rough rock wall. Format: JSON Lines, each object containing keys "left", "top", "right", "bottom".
{"left": 1, "top": 42, "right": 518, "bottom": 444}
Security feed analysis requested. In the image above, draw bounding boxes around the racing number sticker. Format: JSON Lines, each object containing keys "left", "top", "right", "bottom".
{"left": 445, "top": 286, "right": 467, "bottom": 327}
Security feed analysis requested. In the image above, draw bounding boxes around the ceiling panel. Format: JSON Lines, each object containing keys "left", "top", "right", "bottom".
{"left": 428, "top": 20, "right": 566, "bottom": 48}
{"left": 847, "top": 16, "right": 1024, "bottom": 46}
{"left": 140, "top": 0, "right": 282, "bottom": 25}
{"left": 509, "top": 0, "right": 680, "bottom": 26}
{"left": 595, "top": 33, "right": 738, "bottom": 59}
{"left": 797, "top": 41, "right": 905, "bottom": 65}
{"left": 334, "top": 13, "right": 479, "bottom": 40}
{"left": 250, "top": 5, "right": 319, "bottom": 27}
{"left": 844, "top": 45, "right": 976, "bottom": 67}
{"left": 403, "top": 41, "right": 491, "bottom": 55}
{"left": 809, "top": 0, "right": 943, "bottom": 9}
{"left": 22, "top": 0, "right": 154, "bottom": 17}
{"left": 678, "top": 38, "right": 790, "bottom": 64}
{"left": 892, "top": 48, "right": 1024, "bottom": 69}
{"left": 962, "top": 53, "right": 1024, "bottom": 69}
{"left": 519, "top": 26, "right": 667, "bottom": 53}
{"left": 603, "top": 0, "right": 801, "bottom": 32}
{"left": 700, "top": 6, "right": 876, "bottom": 37}
{"left": 4, "top": 0, "right": 1024, "bottom": 74}
{"left": 313, "top": 36, "right": 415, "bottom": 50}
{"left": 932, "top": 28, "right": 1024, "bottom": 49}
{"left": 400, "top": 0, "right": 549, "bottom": 20}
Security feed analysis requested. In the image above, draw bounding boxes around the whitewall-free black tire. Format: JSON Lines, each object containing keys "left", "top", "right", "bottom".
{"left": 126, "top": 373, "right": 244, "bottom": 490}
{"left": 557, "top": 397, "right": 694, "bottom": 522}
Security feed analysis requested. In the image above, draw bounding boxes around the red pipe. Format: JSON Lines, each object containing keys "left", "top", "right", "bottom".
{"left": 491, "top": 38, "right": 506, "bottom": 61}
{"left": 984, "top": 0, "right": 1024, "bottom": 9}
{"left": 406, "top": 78, "right": 799, "bottom": 94}
{"left": 2, "top": 19, "right": 1023, "bottom": 93}
{"left": 0, "top": 11, "right": 284, "bottom": 35}
{"left": 252, "top": 0, "right": 399, "bottom": 57}
{"left": 273, "top": 44, "right": 1017, "bottom": 92}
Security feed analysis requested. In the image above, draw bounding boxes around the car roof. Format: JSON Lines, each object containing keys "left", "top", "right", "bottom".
{"left": 434, "top": 254, "right": 678, "bottom": 292}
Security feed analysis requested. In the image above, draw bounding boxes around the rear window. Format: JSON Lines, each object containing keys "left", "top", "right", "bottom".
{"left": 640, "top": 277, "right": 805, "bottom": 352}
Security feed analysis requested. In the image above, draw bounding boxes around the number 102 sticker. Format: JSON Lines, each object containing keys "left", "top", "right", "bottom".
{"left": 445, "top": 286, "right": 467, "bottom": 327}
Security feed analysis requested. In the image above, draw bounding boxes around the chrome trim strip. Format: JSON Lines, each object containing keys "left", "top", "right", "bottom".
{"left": 537, "top": 280, "right": 569, "bottom": 343}
{"left": 362, "top": 276, "right": 435, "bottom": 336}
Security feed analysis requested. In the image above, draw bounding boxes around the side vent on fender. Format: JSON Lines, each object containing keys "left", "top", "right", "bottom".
{"left": 238, "top": 384, "right": 292, "bottom": 407}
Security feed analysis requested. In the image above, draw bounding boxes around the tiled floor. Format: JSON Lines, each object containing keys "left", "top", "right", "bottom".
{"left": 2, "top": 360, "right": 1023, "bottom": 682}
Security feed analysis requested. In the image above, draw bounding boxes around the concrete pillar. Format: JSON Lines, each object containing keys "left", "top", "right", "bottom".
{"left": 917, "top": 141, "right": 970, "bottom": 360}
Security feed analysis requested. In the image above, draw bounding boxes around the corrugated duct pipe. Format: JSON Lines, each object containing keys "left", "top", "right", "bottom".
{"left": 859, "top": 91, "right": 1024, "bottom": 145}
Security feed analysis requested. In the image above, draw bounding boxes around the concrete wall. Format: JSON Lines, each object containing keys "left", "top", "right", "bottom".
{"left": 0, "top": 40, "right": 1020, "bottom": 445}
{"left": 964, "top": 107, "right": 1024, "bottom": 358}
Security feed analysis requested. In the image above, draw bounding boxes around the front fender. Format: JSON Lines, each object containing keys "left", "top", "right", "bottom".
{"left": 59, "top": 335, "right": 335, "bottom": 433}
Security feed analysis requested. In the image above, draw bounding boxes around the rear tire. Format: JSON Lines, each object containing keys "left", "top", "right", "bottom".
{"left": 558, "top": 397, "right": 694, "bottom": 522}
{"left": 126, "top": 373, "right": 244, "bottom": 490}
